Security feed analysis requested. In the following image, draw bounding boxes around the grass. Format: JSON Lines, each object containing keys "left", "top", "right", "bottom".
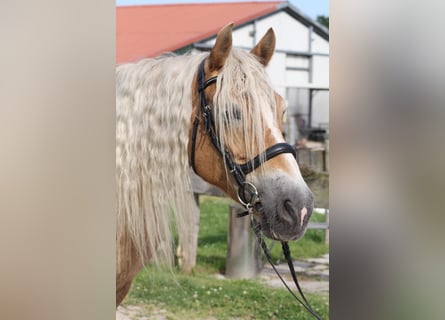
{"left": 123, "top": 196, "right": 329, "bottom": 319}
{"left": 127, "top": 268, "right": 329, "bottom": 320}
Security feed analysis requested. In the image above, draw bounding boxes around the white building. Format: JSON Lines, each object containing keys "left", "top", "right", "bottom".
{"left": 117, "top": 1, "right": 329, "bottom": 145}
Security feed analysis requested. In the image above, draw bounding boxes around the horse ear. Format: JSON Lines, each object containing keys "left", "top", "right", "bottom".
{"left": 251, "top": 28, "right": 276, "bottom": 66}
{"left": 208, "top": 23, "right": 233, "bottom": 71}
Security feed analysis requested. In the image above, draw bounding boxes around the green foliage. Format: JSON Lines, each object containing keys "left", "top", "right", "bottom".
{"left": 125, "top": 196, "right": 329, "bottom": 319}
{"left": 316, "top": 15, "right": 329, "bottom": 29}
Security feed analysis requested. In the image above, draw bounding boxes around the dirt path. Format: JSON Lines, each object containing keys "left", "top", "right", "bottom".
{"left": 260, "top": 253, "right": 329, "bottom": 294}
{"left": 116, "top": 305, "right": 167, "bottom": 320}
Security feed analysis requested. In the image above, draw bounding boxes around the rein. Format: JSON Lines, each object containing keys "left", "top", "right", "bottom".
{"left": 252, "top": 221, "right": 321, "bottom": 320}
{"left": 190, "top": 58, "right": 321, "bottom": 319}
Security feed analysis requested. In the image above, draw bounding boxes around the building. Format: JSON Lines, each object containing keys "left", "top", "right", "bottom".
{"left": 117, "top": 1, "right": 329, "bottom": 146}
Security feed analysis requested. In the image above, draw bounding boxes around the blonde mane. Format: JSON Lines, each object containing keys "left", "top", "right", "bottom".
{"left": 116, "top": 53, "right": 205, "bottom": 272}
{"left": 116, "top": 48, "right": 277, "bottom": 273}
{"left": 214, "top": 49, "right": 278, "bottom": 177}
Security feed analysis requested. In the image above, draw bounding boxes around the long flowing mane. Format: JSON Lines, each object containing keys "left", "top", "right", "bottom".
{"left": 116, "top": 48, "right": 277, "bottom": 273}
{"left": 116, "top": 53, "right": 205, "bottom": 271}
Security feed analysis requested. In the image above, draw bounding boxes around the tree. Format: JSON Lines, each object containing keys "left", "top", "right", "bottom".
{"left": 316, "top": 15, "right": 329, "bottom": 29}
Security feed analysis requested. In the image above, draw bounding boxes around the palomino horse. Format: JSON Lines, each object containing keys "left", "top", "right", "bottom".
{"left": 116, "top": 24, "right": 314, "bottom": 306}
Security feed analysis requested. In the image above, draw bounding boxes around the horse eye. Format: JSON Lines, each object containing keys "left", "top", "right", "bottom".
{"left": 224, "top": 107, "right": 242, "bottom": 123}
{"left": 233, "top": 109, "right": 242, "bottom": 120}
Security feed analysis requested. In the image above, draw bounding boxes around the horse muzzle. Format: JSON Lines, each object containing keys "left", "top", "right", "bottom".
{"left": 250, "top": 174, "right": 314, "bottom": 241}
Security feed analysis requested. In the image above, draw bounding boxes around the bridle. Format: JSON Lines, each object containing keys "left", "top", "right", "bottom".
{"left": 190, "top": 58, "right": 321, "bottom": 319}
{"left": 190, "top": 58, "right": 296, "bottom": 211}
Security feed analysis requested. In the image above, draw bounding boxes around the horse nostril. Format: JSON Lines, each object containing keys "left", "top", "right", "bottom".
{"left": 283, "top": 199, "right": 297, "bottom": 224}
{"left": 284, "top": 199, "right": 293, "bottom": 213}
{"left": 283, "top": 199, "right": 308, "bottom": 227}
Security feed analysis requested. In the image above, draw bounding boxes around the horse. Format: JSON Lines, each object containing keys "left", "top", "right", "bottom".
{"left": 116, "top": 23, "right": 314, "bottom": 306}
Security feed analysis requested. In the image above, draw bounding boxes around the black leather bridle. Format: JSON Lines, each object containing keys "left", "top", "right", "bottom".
{"left": 190, "top": 58, "right": 296, "bottom": 211}
{"left": 190, "top": 58, "right": 321, "bottom": 319}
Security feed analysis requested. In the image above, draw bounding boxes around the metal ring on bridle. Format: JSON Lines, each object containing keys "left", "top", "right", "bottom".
{"left": 237, "top": 182, "right": 260, "bottom": 210}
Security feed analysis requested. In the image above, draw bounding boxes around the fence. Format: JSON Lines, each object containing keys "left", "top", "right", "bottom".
{"left": 295, "top": 140, "right": 329, "bottom": 173}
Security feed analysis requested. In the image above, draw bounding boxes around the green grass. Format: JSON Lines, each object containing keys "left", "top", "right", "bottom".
{"left": 194, "top": 196, "right": 233, "bottom": 274}
{"left": 127, "top": 267, "right": 329, "bottom": 320}
{"left": 124, "top": 196, "right": 329, "bottom": 319}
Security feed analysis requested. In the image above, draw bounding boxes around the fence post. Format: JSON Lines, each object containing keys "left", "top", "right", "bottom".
{"left": 226, "top": 204, "right": 263, "bottom": 279}
{"left": 324, "top": 208, "right": 329, "bottom": 244}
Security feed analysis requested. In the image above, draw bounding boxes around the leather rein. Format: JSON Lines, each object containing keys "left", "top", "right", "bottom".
{"left": 190, "top": 58, "right": 321, "bottom": 319}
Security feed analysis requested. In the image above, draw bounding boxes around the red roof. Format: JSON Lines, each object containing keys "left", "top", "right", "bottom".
{"left": 116, "top": 1, "right": 283, "bottom": 63}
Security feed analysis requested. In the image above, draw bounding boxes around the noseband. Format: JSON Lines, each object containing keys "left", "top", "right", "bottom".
{"left": 190, "top": 58, "right": 296, "bottom": 212}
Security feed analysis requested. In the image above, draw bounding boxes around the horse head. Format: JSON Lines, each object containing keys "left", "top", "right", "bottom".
{"left": 189, "top": 23, "right": 314, "bottom": 241}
